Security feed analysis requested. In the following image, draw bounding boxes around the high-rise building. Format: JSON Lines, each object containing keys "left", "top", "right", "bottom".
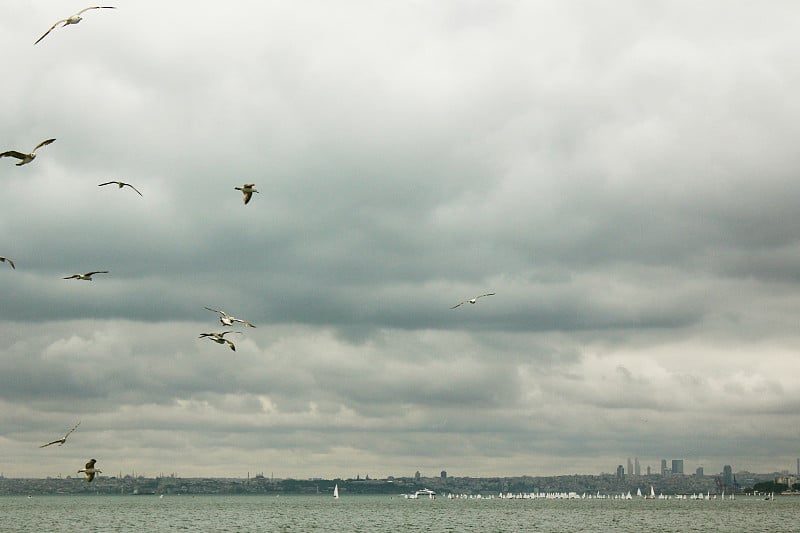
{"left": 627, "top": 458, "right": 633, "bottom": 478}
{"left": 671, "top": 460, "right": 684, "bottom": 475}
{"left": 634, "top": 458, "right": 641, "bottom": 477}
{"left": 696, "top": 467, "right": 704, "bottom": 477}
{"left": 617, "top": 465, "right": 625, "bottom": 480}
{"left": 647, "top": 466, "right": 651, "bottom": 476}
{"left": 414, "top": 471, "right": 421, "bottom": 482}
{"left": 661, "top": 459, "right": 668, "bottom": 476}
{"left": 797, "top": 458, "right": 799, "bottom": 476}
{"left": 722, "top": 465, "right": 733, "bottom": 487}
{"left": 440, "top": 471, "right": 447, "bottom": 480}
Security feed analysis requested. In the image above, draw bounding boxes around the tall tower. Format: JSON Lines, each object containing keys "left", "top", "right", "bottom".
{"left": 627, "top": 458, "right": 633, "bottom": 478}
{"left": 671, "top": 460, "right": 684, "bottom": 475}
{"left": 634, "top": 458, "right": 641, "bottom": 477}
{"left": 661, "top": 459, "right": 668, "bottom": 476}
{"left": 722, "top": 465, "right": 733, "bottom": 487}
{"left": 617, "top": 465, "right": 625, "bottom": 480}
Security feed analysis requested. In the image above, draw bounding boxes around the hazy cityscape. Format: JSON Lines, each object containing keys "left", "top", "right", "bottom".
{"left": 2, "top": 458, "right": 799, "bottom": 497}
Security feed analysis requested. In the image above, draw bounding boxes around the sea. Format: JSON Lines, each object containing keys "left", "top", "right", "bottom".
{"left": 2, "top": 494, "right": 799, "bottom": 532}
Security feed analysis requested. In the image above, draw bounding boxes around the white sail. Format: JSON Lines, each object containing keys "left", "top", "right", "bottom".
{"left": 333, "top": 484, "right": 339, "bottom": 499}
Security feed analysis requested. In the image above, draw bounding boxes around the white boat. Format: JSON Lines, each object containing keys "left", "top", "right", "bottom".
{"left": 333, "top": 484, "right": 339, "bottom": 499}
{"left": 647, "top": 486, "right": 656, "bottom": 499}
{"left": 407, "top": 488, "right": 436, "bottom": 499}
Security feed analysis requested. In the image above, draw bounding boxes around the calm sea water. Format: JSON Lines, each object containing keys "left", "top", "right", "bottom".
{"left": 2, "top": 494, "right": 798, "bottom": 532}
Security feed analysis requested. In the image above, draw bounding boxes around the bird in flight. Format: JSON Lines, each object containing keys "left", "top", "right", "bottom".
{"left": 204, "top": 307, "right": 256, "bottom": 328}
{"left": 234, "top": 183, "right": 259, "bottom": 205}
{"left": 34, "top": 6, "right": 116, "bottom": 45}
{"left": 39, "top": 421, "right": 81, "bottom": 448}
{"left": 78, "top": 458, "right": 101, "bottom": 482}
{"left": 199, "top": 331, "right": 240, "bottom": 351}
{"left": 0, "top": 256, "right": 15, "bottom": 269}
{"left": 98, "top": 181, "right": 143, "bottom": 196}
{"left": 1, "top": 138, "right": 56, "bottom": 166}
{"left": 450, "top": 293, "right": 496, "bottom": 309}
{"left": 63, "top": 271, "right": 109, "bottom": 281}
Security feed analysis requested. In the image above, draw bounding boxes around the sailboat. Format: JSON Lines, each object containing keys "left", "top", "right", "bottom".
{"left": 647, "top": 485, "right": 656, "bottom": 499}
{"left": 333, "top": 484, "right": 339, "bottom": 499}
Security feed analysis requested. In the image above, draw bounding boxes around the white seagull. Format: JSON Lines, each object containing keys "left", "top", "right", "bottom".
{"left": 1, "top": 138, "right": 56, "bottom": 166}
{"left": 450, "top": 292, "right": 496, "bottom": 309}
{"left": 204, "top": 307, "right": 256, "bottom": 328}
{"left": 78, "top": 458, "right": 101, "bottom": 482}
{"left": 234, "top": 183, "right": 259, "bottom": 205}
{"left": 0, "top": 256, "right": 15, "bottom": 269}
{"left": 98, "top": 180, "right": 142, "bottom": 196}
{"left": 63, "top": 270, "right": 108, "bottom": 281}
{"left": 199, "top": 331, "right": 240, "bottom": 351}
{"left": 39, "top": 421, "right": 81, "bottom": 448}
{"left": 34, "top": 6, "right": 116, "bottom": 45}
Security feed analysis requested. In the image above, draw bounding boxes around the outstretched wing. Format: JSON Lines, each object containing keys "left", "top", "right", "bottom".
{"left": 232, "top": 318, "right": 256, "bottom": 328}
{"left": 98, "top": 181, "right": 119, "bottom": 187}
{"left": 34, "top": 20, "right": 67, "bottom": 44}
{"left": 39, "top": 439, "right": 63, "bottom": 448}
{"left": 475, "top": 293, "right": 496, "bottom": 299}
{"left": 34, "top": 138, "right": 56, "bottom": 151}
{"left": 123, "top": 183, "right": 143, "bottom": 196}
{"left": 0, "top": 257, "right": 14, "bottom": 269}
{"left": 63, "top": 421, "right": 81, "bottom": 440}
{"left": 85, "top": 271, "right": 109, "bottom": 276}
{"left": 77, "top": 6, "right": 117, "bottom": 16}
{"left": 0, "top": 151, "right": 27, "bottom": 160}
{"left": 450, "top": 301, "right": 466, "bottom": 309}
{"left": 63, "top": 274, "right": 80, "bottom": 279}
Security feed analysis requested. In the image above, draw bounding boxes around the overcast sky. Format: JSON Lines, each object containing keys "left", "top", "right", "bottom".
{"left": 2, "top": 0, "right": 800, "bottom": 481}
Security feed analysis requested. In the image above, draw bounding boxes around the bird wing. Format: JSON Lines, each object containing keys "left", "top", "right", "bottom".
{"left": 0, "top": 151, "right": 27, "bottom": 160}
{"left": 97, "top": 181, "right": 119, "bottom": 187}
{"left": 39, "top": 439, "right": 63, "bottom": 448}
{"left": 85, "top": 472, "right": 95, "bottom": 482}
{"left": 34, "top": 20, "right": 67, "bottom": 44}
{"left": 63, "top": 421, "right": 81, "bottom": 440}
{"left": 85, "top": 459, "right": 96, "bottom": 469}
{"left": 450, "top": 301, "right": 466, "bottom": 309}
{"left": 226, "top": 340, "right": 236, "bottom": 351}
{"left": 85, "top": 271, "right": 109, "bottom": 276}
{"left": 475, "top": 293, "right": 496, "bottom": 299}
{"left": 232, "top": 317, "right": 256, "bottom": 328}
{"left": 63, "top": 274, "right": 79, "bottom": 279}
{"left": 204, "top": 306, "right": 229, "bottom": 318}
{"left": 243, "top": 191, "right": 253, "bottom": 204}
{"left": 0, "top": 257, "right": 14, "bottom": 269}
{"left": 123, "top": 183, "right": 143, "bottom": 196}
{"left": 33, "top": 138, "right": 56, "bottom": 151}
{"left": 78, "top": 6, "right": 117, "bottom": 16}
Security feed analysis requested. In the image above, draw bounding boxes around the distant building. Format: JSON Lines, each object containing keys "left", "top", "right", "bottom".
{"left": 627, "top": 458, "right": 633, "bottom": 478}
{"left": 797, "top": 458, "right": 799, "bottom": 476}
{"left": 647, "top": 466, "right": 651, "bottom": 476}
{"left": 722, "top": 465, "right": 733, "bottom": 487}
{"left": 671, "top": 460, "right": 684, "bottom": 475}
{"left": 696, "top": 467, "right": 704, "bottom": 477}
{"left": 414, "top": 471, "right": 421, "bottom": 482}
{"left": 440, "top": 471, "right": 447, "bottom": 480}
{"left": 661, "top": 459, "right": 668, "bottom": 476}
{"left": 616, "top": 465, "right": 625, "bottom": 480}
{"left": 634, "top": 458, "right": 641, "bottom": 477}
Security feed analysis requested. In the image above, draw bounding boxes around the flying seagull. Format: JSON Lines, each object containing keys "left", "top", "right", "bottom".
{"left": 0, "top": 256, "right": 15, "bottom": 269}
{"left": 450, "top": 293, "right": 496, "bottom": 309}
{"left": 78, "top": 458, "right": 101, "bottom": 482}
{"left": 204, "top": 307, "right": 256, "bottom": 328}
{"left": 199, "top": 331, "right": 240, "bottom": 351}
{"left": 39, "top": 421, "right": 81, "bottom": 448}
{"left": 34, "top": 6, "right": 116, "bottom": 45}
{"left": 98, "top": 180, "right": 142, "bottom": 196}
{"left": 234, "top": 183, "right": 259, "bottom": 205}
{"left": 63, "top": 271, "right": 108, "bottom": 281}
{"left": 1, "top": 138, "right": 56, "bottom": 166}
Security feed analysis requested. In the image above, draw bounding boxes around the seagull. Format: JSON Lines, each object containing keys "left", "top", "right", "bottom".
{"left": 204, "top": 307, "right": 256, "bottom": 328}
{"left": 234, "top": 183, "right": 259, "bottom": 205}
{"left": 34, "top": 6, "right": 116, "bottom": 45}
{"left": 39, "top": 421, "right": 81, "bottom": 448}
{"left": 199, "top": 331, "right": 240, "bottom": 351}
{"left": 450, "top": 292, "right": 496, "bottom": 309}
{"left": 0, "top": 256, "right": 15, "bottom": 269}
{"left": 98, "top": 181, "right": 143, "bottom": 196}
{"left": 1, "top": 138, "right": 56, "bottom": 166}
{"left": 78, "top": 458, "right": 101, "bottom": 482}
{"left": 63, "top": 271, "right": 109, "bottom": 281}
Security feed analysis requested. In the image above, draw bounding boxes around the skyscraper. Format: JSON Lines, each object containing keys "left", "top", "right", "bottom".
{"left": 661, "top": 459, "right": 668, "bottom": 476}
{"left": 671, "top": 460, "right": 684, "bottom": 475}
{"left": 696, "top": 467, "right": 704, "bottom": 477}
{"left": 722, "top": 465, "right": 733, "bottom": 487}
{"left": 627, "top": 458, "right": 633, "bottom": 478}
{"left": 634, "top": 457, "right": 641, "bottom": 477}
{"left": 617, "top": 465, "right": 625, "bottom": 480}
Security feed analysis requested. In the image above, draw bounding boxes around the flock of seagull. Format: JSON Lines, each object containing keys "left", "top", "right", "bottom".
{"left": 3, "top": 5, "right": 496, "bottom": 484}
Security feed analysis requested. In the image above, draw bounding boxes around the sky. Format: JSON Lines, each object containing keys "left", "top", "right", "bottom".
{"left": 2, "top": 0, "right": 800, "bottom": 480}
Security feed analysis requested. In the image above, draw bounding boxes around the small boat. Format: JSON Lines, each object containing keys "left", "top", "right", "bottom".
{"left": 333, "top": 484, "right": 339, "bottom": 499}
{"left": 414, "top": 488, "right": 436, "bottom": 499}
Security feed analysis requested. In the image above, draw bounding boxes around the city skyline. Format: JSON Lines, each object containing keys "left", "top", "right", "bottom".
{"left": 2, "top": 0, "right": 800, "bottom": 479}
